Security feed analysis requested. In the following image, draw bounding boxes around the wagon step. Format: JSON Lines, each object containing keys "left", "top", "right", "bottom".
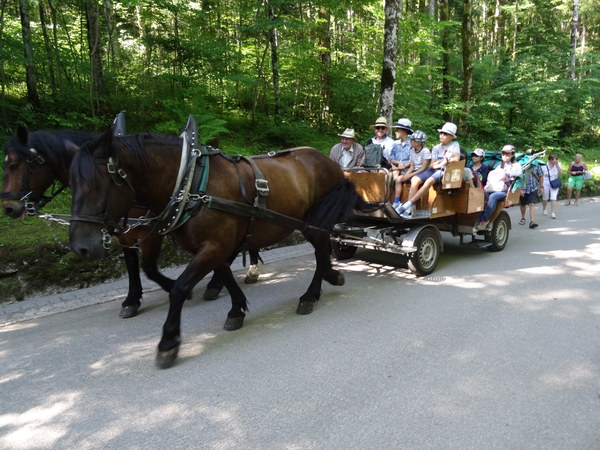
{"left": 461, "top": 240, "right": 492, "bottom": 249}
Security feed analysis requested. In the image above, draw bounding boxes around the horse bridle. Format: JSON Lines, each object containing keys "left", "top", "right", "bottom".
{"left": 1, "top": 149, "right": 67, "bottom": 212}
{"left": 69, "top": 156, "right": 137, "bottom": 248}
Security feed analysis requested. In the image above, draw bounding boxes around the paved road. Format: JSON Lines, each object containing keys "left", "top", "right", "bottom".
{"left": 1, "top": 199, "right": 599, "bottom": 449}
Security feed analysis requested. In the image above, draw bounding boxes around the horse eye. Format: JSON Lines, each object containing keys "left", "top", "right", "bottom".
{"left": 9, "top": 162, "right": 19, "bottom": 171}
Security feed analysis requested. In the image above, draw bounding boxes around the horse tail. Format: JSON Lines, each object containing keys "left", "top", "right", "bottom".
{"left": 304, "top": 178, "right": 378, "bottom": 232}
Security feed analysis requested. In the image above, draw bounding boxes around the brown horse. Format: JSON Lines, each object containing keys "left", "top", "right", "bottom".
{"left": 1, "top": 126, "right": 172, "bottom": 317}
{"left": 2, "top": 126, "right": 262, "bottom": 313}
{"left": 68, "top": 127, "right": 369, "bottom": 368}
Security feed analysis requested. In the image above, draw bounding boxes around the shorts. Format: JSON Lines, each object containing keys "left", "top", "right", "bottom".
{"left": 542, "top": 181, "right": 558, "bottom": 201}
{"left": 567, "top": 175, "right": 584, "bottom": 190}
{"left": 520, "top": 190, "right": 538, "bottom": 206}
{"left": 416, "top": 168, "right": 443, "bottom": 184}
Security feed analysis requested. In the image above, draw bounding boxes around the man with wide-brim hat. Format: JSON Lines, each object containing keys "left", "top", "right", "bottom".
{"left": 329, "top": 128, "right": 365, "bottom": 169}
{"left": 365, "top": 116, "right": 395, "bottom": 167}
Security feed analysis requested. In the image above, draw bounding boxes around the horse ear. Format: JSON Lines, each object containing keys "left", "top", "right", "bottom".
{"left": 64, "top": 140, "right": 80, "bottom": 157}
{"left": 16, "top": 124, "right": 28, "bottom": 145}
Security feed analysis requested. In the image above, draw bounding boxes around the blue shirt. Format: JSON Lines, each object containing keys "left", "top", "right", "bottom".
{"left": 391, "top": 139, "right": 412, "bottom": 166}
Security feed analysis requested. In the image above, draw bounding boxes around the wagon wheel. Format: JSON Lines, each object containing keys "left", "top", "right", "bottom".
{"left": 331, "top": 240, "right": 357, "bottom": 260}
{"left": 486, "top": 210, "right": 510, "bottom": 252}
{"left": 408, "top": 228, "right": 441, "bottom": 276}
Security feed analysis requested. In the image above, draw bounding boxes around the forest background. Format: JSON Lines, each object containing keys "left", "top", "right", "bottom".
{"left": 1, "top": 0, "right": 599, "bottom": 301}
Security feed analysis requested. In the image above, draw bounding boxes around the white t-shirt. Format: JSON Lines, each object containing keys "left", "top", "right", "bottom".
{"left": 430, "top": 141, "right": 460, "bottom": 162}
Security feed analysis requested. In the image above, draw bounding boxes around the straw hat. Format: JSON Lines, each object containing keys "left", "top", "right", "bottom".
{"left": 370, "top": 117, "right": 390, "bottom": 130}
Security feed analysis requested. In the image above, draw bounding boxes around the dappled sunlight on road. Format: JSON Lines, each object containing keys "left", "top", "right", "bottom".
{"left": 0, "top": 393, "right": 79, "bottom": 449}
{"left": 539, "top": 364, "right": 597, "bottom": 390}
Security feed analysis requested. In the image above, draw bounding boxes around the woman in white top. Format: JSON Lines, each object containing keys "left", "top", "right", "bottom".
{"left": 541, "top": 154, "right": 562, "bottom": 219}
{"left": 474, "top": 145, "right": 523, "bottom": 230}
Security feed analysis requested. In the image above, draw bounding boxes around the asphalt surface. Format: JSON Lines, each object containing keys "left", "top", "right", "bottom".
{"left": 1, "top": 198, "right": 599, "bottom": 449}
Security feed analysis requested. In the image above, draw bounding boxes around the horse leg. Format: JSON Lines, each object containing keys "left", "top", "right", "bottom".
{"left": 156, "top": 251, "right": 218, "bottom": 369}
{"left": 202, "top": 250, "right": 239, "bottom": 300}
{"left": 120, "top": 248, "right": 143, "bottom": 318}
{"left": 213, "top": 264, "right": 249, "bottom": 331}
{"left": 244, "top": 249, "right": 263, "bottom": 284}
{"left": 296, "top": 231, "right": 343, "bottom": 315}
{"left": 140, "top": 234, "right": 175, "bottom": 293}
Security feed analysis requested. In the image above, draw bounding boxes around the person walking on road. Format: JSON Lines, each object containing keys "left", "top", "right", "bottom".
{"left": 542, "top": 154, "right": 562, "bottom": 219}
{"left": 519, "top": 154, "right": 544, "bottom": 229}
{"left": 564, "top": 153, "right": 587, "bottom": 206}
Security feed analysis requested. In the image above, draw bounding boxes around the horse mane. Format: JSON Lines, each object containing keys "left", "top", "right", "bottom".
{"left": 70, "top": 130, "right": 178, "bottom": 192}
{"left": 6, "top": 130, "right": 98, "bottom": 171}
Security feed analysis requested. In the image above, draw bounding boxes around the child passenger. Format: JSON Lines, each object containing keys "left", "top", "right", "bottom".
{"left": 395, "top": 122, "right": 461, "bottom": 218}
{"left": 392, "top": 130, "right": 430, "bottom": 207}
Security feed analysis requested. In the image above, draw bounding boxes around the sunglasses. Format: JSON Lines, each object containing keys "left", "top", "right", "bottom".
{"left": 439, "top": 132, "right": 450, "bottom": 136}
{"left": 501, "top": 152, "right": 512, "bottom": 156}
{"left": 375, "top": 126, "right": 387, "bottom": 130}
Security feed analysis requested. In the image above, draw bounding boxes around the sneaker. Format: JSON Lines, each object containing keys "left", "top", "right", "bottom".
{"left": 395, "top": 204, "right": 406, "bottom": 215}
{"left": 543, "top": 210, "right": 547, "bottom": 215}
{"left": 392, "top": 202, "right": 400, "bottom": 210}
{"left": 400, "top": 204, "right": 415, "bottom": 219}
{"left": 486, "top": 222, "right": 494, "bottom": 231}
{"left": 551, "top": 213, "right": 556, "bottom": 219}
{"left": 475, "top": 221, "right": 488, "bottom": 231}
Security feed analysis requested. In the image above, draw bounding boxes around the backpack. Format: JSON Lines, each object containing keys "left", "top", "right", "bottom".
{"left": 363, "top": 144, "right": 383, "bottom": 168}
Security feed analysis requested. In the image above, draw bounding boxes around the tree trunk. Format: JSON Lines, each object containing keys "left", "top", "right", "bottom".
{"left": 19, "top": 0, "right": 41, "bottom": 108}
{"left": 461, "top": 0, "right": 473, "bottom": 135}
{"left": 85, "top": 0, "right": 105, "bottom": 115}
{"left": 569, "top": 0, "right": 580, "bottom": 81}
{"left": 440, "top": 0, "right": 450, "bottom": 121}
{"left": 47, "top": 0, "right": 64, "bottom": 100}
{"left": 38, "top": 1, "right": 57, "bottom": 99}
{"left": 317, "top": 6, "right": 331, "bottom": 129}
{"left": 379, "top": 0, "right": 399, "bottom": 126}
{"left": 512, "top": 0, "right": 518, "bottom": 60}
{"left": 268, "top": 4, "right": 280, "bottom": 120}
{"left": 0, "top": 0, "right": 7, "bottom": 127}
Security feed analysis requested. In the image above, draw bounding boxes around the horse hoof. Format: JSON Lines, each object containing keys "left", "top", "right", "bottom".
{"left": 244, "top": 274, "right": 259, "bottom": 284}
{"left": 224, "top": 316, "right": 245, "bottom": 331}
{"left": 119, "top": 305, "right": 139, "bottom": 318}
{"left": 329, "top": 273, "right": 345, "bottom": 286}
{"left": 296, "top": 301, "right": 316, "bottom": 315}
{"left": 155, "top": 346, "right": 179, "bottom": 369}
{"left": 203, "top": 287, "right": 221, "bottom": 301}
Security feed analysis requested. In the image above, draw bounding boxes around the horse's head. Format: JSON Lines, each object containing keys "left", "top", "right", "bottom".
{"left": 69, "top": 130, "right": 137, "bottom": 261}
{"left": 2, "top": 126, "right": 58, "bottom": 218}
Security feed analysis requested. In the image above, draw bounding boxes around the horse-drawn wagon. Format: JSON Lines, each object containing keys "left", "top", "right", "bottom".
{"left": 330, "top": 151, "right": 545, "bottom": 276}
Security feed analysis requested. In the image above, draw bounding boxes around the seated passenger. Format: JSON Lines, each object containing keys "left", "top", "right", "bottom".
{"left": 392, "top": 130, "right": 430, "bottom": 206}
{"left": 394, "top": 122, "right": 461, "bottom": 218}
{"left": 474, "top": 144, "right": 523, "bottom": 231}
{"left": 467, "top": 148, "right": 489, "bottom": 187}
{"left": 329, "top": 128, "right": 365, "bottom": 169}
{"left": 365, "top": 117, "right": 396, "bottom": 168}
{"left": 389, "top": 118, "right": 413, "bottom": 176}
